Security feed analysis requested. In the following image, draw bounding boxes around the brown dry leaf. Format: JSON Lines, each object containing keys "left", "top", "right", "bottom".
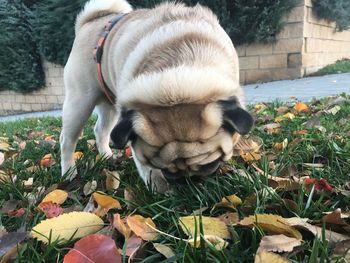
{"left": 92, "top": 192, "right": 121, "bottom": 217}
{"left": 87, "top": 139, "right": 96, "bottom": 149}
{"left": 179, "top": 216, "right": 230, "bottom": 239}
{"left": 41, "top": 189, "right": 68, "bottom": 205}
{"left": 294, "top": 102, "right": 309, "bottom": 113}
{"left": 113, "top": 213, "right": 131, "bottom": 238}
{"left": 263, "top": 123, "right": 281, "bottom": 134}
{"left": 188, "top": 235, "right": 228, "bottom": 250}
{"left": 293, "top": 130, "right": 308, "bottom": 135}
{"left": 102, "top": 169, "right": 120, "bottom": 191}
{"left": 218, "top": 212, "right": 240, "bottom": 226}
{"left": 240, "top": 151, "right": 262, "bottom": 162}
{"left": 23, "top": 177, "right": 33, "bottom": 189}
{"left": 239, "top": 214, "right": 302, "bottom": 240}
{"left": 233, "top": 136, "right": 263, "bottom": 156}
{"left": 274, "top": 139, "right": 288, "bottom": 151}
{"left": 276, "top": 106, "right": 289, "bottom": 114}
{"left": 0, "top": 170, "right": 11, "bottom": 183}
{"left": 254, "top": 251, "right": 290, "bottom": 263}
{"left": 323, "top": 209, "right": 348, "bottom": 226}
{"left": 303, "top": 163, "right": 324, "bottom": 168}
{"left": 40, "top": 153, "right": 55, "bottom": 168}
{"left": 257, "top": 234, "right": 301, "bottom": 253}
{"left": 154, "top": 243, "right": 176, "bottom": 261}
{"left": 83, "top": 180, "right": 97, "bottom": 196}
{"left": 254, "top": 104, "right": 268, "bottom": 114}
{"left": 285, "top": 217, "right": 350, "bottom": 244}
{"left": 332, "top": 239, "right": 350, "bottom": 261}
{"left": 212, "top": 195, "right": 242, "bottom": 211}
{"left": 126, "top": 215, "right": 158, "bottom": 241}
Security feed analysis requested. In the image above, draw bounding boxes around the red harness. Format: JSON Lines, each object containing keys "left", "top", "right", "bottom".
{"left": 93, "top": 14, "right": 126, "bottom": 105}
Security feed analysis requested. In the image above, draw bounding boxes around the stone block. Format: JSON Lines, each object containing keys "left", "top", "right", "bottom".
{"left": 12, "top": 104, "right": 21, "bottom": 111}
{"left": 239, "top": 70, "right": 246, "bottom": 84}
{"left": 239, "top": 56, "right": 259, "bottom": 70}
{"left": 288, "top": 53, "right": 302, "bottom": 68}
{"left": 259, "top": 54, "right": 287, "bottom": 69}
{"left": 36, "top": 96, "right": 47, "bottom": 103}
{"left": 236, "top": 45, "right": 246, "bottom": 56}
{"left": 46, "top": 95, "right": 58, "bottom": 104}
{"left": 246, "top": 44, "right": 273, "bottom": 56}
{"left": 3, "top": 102, "right": 11, "bottom": 110}
{"left": 271, "top": 68, "right": 303, "bottom": 81}
{"left": 31, "top": 104, "right": 42, "bottom": 112}
{"left": 245, "top": 69, "right": 272, "bottom": 84}
{"left": 273, "top": 38, "right": 303, "bottom": 54}
{"left": 22, "top": 104, "right": 32, "bottom": 112}
{"left": 25, "top": 96, "right": 36, "bottom": 104}
{"left": 287, "top": 6, "right": 305, "bottom": 23}
{"left": 57, "top": 95, "right": 65, "bottom": 104}
{"left": 15, "top": 95, "right": 25, "bottom": 103}
{"left": 277, "top": 23, "right": 304, "bottom": 39}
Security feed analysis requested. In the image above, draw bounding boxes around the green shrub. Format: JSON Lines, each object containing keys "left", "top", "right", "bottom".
{"left": 312, "top": 0, "right": 350, "bottom": 31}
{"left": 33, "top": 0, "right": 86, "bottom": 65}
{"left": 0, "top": 0, "right": 44, "bottom": 93}
{"left": 129, "top": 0, "right": 298, "bottom": 45}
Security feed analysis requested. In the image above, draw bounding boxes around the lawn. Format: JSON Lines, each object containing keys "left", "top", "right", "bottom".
{"left": 1, "top": 94, "right": 350, "bottom": 262}
{"left": 311, "top": 59, "right": 350, "bottom": 76}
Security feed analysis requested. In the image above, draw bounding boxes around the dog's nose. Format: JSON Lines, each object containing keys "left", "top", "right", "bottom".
{"left": 195, "top": 159, "right": 222, "bottom": 176}
{"left": 161, "top": 169, "right": 187, "bottom": 182}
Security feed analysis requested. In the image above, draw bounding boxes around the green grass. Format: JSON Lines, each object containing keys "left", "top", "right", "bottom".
{"left": 1, "top": 95, "right": 350, "bottom": 262}
{"left": 311, "top": 59, "right": 350, "bottom": 76}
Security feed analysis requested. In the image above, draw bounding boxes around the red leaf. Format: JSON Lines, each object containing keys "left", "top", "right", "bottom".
{"left": 125, "top": 147, "right": 132, "bottom": 158}
{"left": 63, "top": 234, "right": 121, "bottom": 263}
{"left": 7, "top": 208, "right": 25, "bottom": 218}
{"left": 124, "top": 235, "right": 143, "bottom": 258}
{"left": 304, "top": 178, "right": 333, "bottom": 192}
{"left": 38, "top": 202, "right": 63, "bottom": 219}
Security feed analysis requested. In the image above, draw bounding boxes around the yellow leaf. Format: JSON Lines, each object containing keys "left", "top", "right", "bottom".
{"left": 240, "top": 151, "right": 262, "bottom": 162}
{"left": 31, "top": 211, "right": 103, "bottom": 244}
{"left": 294, "top": 102, "right": 309, "bottom": 113}
{"left": 212, "top": 195, "right": 242, "bottom": 211}
{"left": 325, "top": 105, "right": 341, "bottom": 115}
{"left": 154, "top": 243, "right": 177, "bottom": 261}
{"left": 284, "top": 113, "right": 295, "bottom": 120}
{"left": 273, "top": 139, "right": 288, "bottom": 151}
{"left": 188, "top": 235, "right": 228, "bottom": 250}
{"left": 73, "top": 151, "right": 83, "bottom": 161}
{"left": 0, "top": 137, "right": 10, "bottom": 152}
{"left": 40, "top": 153, "right": 55, "bottom": 167}
{"left": 255, "top": 251, "right": 290, "bottom": 263}
{"left": 92, "top": 192, "right": 121, "bottom": 217}
{"left": 113, "top": 213, "right": 131, "bottom": 238}
{"left": 254, "top": 104, "right": 268, "bottom": 113}
{"left": 126, "top": 215, "right": 158, "bottom": 241}
{"left": 239, "top": 214, "right": 302, "bottom": 240}
{"left": 41, "top": 189, "right": 68, "bottom": 205}
{"left": 233, "top": 136, "right": 263, "bottom": 156}
{"left": 83, "top": 180, "right": 97, "bottom": 196}
{"left": 0, "top": 170, "right": 11, "bottom": 183}
{"left": 179, "top": 216, "right": 230, "bottom": 239}
{"left": 257, "top": 234, "right": 301, "bottom": 253}
{"left": 102, "top": 169, "right": 120, "bottom": 191}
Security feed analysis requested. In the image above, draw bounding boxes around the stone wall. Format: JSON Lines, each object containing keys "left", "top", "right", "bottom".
{"left": 238, "top": 0, "right": 350, "bottom": 84}
{"left": 0, "top": 62, "right": 64, "bottom": 116}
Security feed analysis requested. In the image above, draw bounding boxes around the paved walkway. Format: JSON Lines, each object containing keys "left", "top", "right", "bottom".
{"left": 0, "top": 73, "right": 349, "bottom": 122}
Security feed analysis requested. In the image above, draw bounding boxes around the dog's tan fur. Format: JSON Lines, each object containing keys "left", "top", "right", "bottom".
{"left": 60, "top": 0, "right": 249, "bottom": 193}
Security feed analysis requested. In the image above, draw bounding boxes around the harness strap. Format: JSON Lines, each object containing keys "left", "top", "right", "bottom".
{"left": 93, "top": 14, "right": 126, "bottom": 105}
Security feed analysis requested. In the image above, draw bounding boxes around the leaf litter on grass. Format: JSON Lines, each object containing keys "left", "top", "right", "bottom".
{"left": 0, "top": 95, "right": 350, "bottom": 262}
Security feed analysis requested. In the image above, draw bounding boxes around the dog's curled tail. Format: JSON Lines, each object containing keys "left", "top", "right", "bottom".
{"left": 75, "top": 0, "right": 133, "bottom": 33}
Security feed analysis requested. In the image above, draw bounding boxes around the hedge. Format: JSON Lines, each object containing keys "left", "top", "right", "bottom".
{"left": 312, "top": 0, "right": 350, "bottom": 31}
{"left": 0, "top": 0, "right": 44, "bottom": 93}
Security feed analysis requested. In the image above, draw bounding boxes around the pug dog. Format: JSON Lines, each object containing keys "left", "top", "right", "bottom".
{"left": 60, "top": 0, "right": 254, "bottom": 193}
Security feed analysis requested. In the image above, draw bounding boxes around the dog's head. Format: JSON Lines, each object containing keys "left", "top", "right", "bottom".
{"left": 111, "top": 96, "right": 253, "bottom": 182}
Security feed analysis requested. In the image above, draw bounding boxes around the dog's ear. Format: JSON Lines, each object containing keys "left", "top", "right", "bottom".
{"left": 219, "top": 97, "right": 254, "bottom": 135}
{"left": 111, "top": 109, "right": 135, "bottom": 149}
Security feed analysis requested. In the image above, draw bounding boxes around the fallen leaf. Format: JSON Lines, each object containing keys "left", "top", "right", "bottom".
{"left": 126, "top": 215, "right": 158, "bottom": 241}
{"left": 239, "top": 214, "right": 302, "bottom": 240}
{"left": 274, "top": 139, "right": 288, "bottom": 151}
{"left": 73, "top": 151, "right": 83, "bottom": 161}
{"left": 276, "top": 106, "right": 289, "bottom": 114}
{"left": 113, "top": 213, "right": 131, "bottom": 238}
{"left": 257, "top": 234, "right": 301, "bottom": 253}
{"left": 218, "top": 212, "right": 239, "bottom": 226}
{"left": 254, "top": 104, "right": 268, "bottom": 114}
{"left": 154, "top": 243, "right": 176, "bottom": 261}
{"left": 124, "top": 235, "right": 143, "bottom": 258}
{"left": 23, "top": 177, "right": 33, "bottom": 189}
{"left": 294, "top": 102, "right": 309, "bottom": 113}
{"left": 254, "top": 251, "right": 290, "bottom": 263}
{"left": 38, "top": 202, "right": 63, "bottom": 218}
{"left": 325, "top": 105, "right": 341, "bottom": 115}
{"left": 188, "top": 235, "right": 228, "bottom": 250}
{"left": 285, "top": 217, "right": 350, "bottom": 244}
{"left": 125, "top": 147, "right": 132, "bottom": 158}
{"left": 83, "top": 180, "right": 97, "bottom": 196}
{"left": 8, "top": 208, "right": 26, "bottom": 218}
{"left": 303, "top": 163, "right": 324, "bottom": 168}
{"left": 0, "top": 152, "right": 4, "bottom": 166}
{"left": 41, "top": 189, "right": 68, "bottom": 205}
{"left": 240, "top": 151, "right": 262, "bottom": 162}
{"left": 332, "top": 239, "right": 350, "bottom": 261}
{"left": 92, "top": 192, "right": 121, "bottom": 217}
{"left": 233, "top": 136, "right": 263, "bottom": 156}
{"left": 31, "top": 211, "right": 104, "bottom": 244}
{"left": 304, "top": 178, "right": 332, "bottom": 192}
{"left": 263, "top": 123, "right": 281, "bottom": 134}
{"left": 63, "top": 234, "right": 121, "bottom": 263}
{"left": 212, "top": 195, "right": 242, "bottom": 211}
{"left": 0, "top": 232, "right": 27, "bottom": 257}
{"left": 293, "top": 130, "right": 308, "bottom": 135}
{"left": 0, "top": 137, "right": 10, "bottom": 152}
{"left": 179, "top": 216, "right": 230, "bottom": 239}
{"left": 103, "top": 169, "right": 120, "bottom": 191}
{"left": 323, "top": 209, "right": 348, "bottom": 226}
{"left": 40, "top": 153, "right": 55, "bottom": 168}
{"left": 304, "top": 116, "right": 321, "bottom": 129}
